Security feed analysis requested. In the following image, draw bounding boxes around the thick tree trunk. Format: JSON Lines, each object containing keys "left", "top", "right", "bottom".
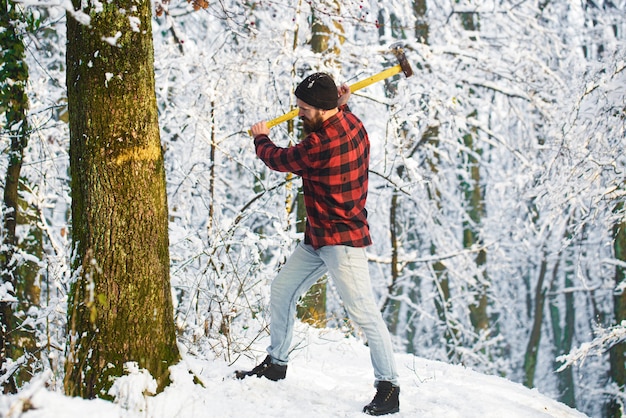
{"left": 64, "top": 0, "right": 179, "bottom": 398}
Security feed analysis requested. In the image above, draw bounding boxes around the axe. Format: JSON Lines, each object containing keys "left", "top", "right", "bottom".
{"left": 255, "top": 44, "right": 413, "bottom": 132}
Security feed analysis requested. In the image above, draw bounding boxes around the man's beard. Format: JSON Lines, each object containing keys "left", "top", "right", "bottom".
{"left": 302, "top": 113, "right": 324, "bottom": 134}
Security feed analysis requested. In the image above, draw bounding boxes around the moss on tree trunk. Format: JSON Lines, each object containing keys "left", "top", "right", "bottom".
{"left": 64, "top": 0, "right": 179, "bottom": 399}
{"left": 1, "top": 0, "right": 38, "bottom": 393}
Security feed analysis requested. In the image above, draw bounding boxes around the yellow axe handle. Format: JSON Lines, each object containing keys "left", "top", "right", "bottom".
{"left": 266, "top": 108, "right": 299, "bottom": 129}
{"left": 259, "top": 64, "right": 404, "bottom": 132}
{"left": 348, "top": 64, "right": 403, "bottom": 93}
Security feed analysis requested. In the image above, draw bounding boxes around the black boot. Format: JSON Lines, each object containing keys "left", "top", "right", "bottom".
{"left": 235, "top": 355, "right": 287, "bottom": 381}
{"left": 363, "top": 381, "right": 400, "bottom": 415}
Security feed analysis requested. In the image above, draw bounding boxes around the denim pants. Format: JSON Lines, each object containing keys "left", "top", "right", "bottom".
{"left": 267, "top": 242, "right": 399, "bottom": 385}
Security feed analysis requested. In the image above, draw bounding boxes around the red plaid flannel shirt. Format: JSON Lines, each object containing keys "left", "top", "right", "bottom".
{"left": 254, "top": 105, "right": 372, "bottom": 249}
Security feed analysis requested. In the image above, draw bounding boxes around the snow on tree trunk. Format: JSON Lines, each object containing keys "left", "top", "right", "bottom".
{"left": 0, "top": 0, "right": 40, "bottom": 394}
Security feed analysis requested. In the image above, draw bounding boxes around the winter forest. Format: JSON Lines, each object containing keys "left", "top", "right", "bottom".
{"left": 0, "top": 0, "right": 625, "bottom": 417}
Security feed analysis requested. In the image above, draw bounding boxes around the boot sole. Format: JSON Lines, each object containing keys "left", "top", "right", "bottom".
{"left": 363, "top": 406, "right": 400, "bottom": 416}
{"left": 234, "top": 370, "right": 286, "bottom": 381}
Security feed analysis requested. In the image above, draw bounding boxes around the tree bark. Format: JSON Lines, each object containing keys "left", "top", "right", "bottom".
{"left": 523, "top": 254, "right": 552, "bottom": 388}
{"left": 383, "top": 189, "right": 402, "bottom": 334}
{"left": 549, "top": 265, "right": 576, "bottom": 408}
{"left": 64, "top": 0, "right": 179, "bottom": 398}
{"left": 0, "top": 0, "right": 35, "bottom": 394}
{"left": 413, "top": 0, "right": 429, "bottom": 43}
{"left": 461, "top": 127, "right": 490, "bottom": 334}
{"left": 456, "top": 8, "right": 489, "bottom": 336}
{"left": 424, "top": 130, "right": 460, "bottom": 360}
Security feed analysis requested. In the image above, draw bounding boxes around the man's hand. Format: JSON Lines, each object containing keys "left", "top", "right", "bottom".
{"left": 250, "top": 121, "right": 270, "bottom": 137}
{"left": 337, "top": 83, "right": 351, "bottom": 107}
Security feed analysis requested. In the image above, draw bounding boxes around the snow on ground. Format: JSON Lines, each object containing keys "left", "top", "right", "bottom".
{"left": 1, "top": 325, "right": 588, "bottom": 418}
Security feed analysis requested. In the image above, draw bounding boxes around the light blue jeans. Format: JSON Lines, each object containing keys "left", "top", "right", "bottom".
{"left": 267, "top": 242, "right": 399, "bottom": 385}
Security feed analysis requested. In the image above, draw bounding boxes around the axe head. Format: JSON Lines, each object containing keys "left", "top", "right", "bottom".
{"left": 391, "top": 44, "right": 413, "bottom": 78}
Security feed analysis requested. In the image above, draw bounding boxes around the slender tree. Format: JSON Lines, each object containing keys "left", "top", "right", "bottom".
{"left": 425, "top": 135, "right": 461, "bottom": 360}
{"left": 549, "top": 247, "right": 576, "bottom": 408}
{"left": 64, "top": 0, "right": 179, "bottom": 398}
{"left": 609, "top": 196, "right": 626, "bottom": 417}
{"left": 0, "top": 0, "right": 40, "bottom": 393}
{"left": 523, "top": 249, "right": 550, "bottom": 388}
{"left": 377, "top": 4, "right": 408, "bottom": 335}
{"left": 455, "top": 5, "right": 490, "bottom": 336}
{"left": 413, "top": 0, "right": 429, "bottom": 43}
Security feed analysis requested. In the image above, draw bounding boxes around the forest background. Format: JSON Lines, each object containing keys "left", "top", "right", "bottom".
{"left": 0, "top": 0, "right": 625, "bottom": 417}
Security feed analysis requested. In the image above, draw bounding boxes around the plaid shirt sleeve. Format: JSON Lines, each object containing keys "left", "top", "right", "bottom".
{"left": 254, "top": 106, "right": 372, "bottom": 249}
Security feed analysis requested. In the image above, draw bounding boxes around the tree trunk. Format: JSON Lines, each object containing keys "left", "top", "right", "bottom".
{"left": 378, "top": 1, "right": 436, "bottom": 336}
{"left": 456, "top": 9, "right": 489, "bottom": 336}
{"left": 424, "top": 130, "right": 460, "bottom": 360}
{"left": 609, "top": 198, "right": 626, "bottom": 417}
{"left": 433, "top": 256, "right": 460, "bottom": 361}
{"left": 461, "top": 127, "right": 489, "bottom": 334}
{"left": 382, "top": 189, "right": 402, "bottom": 334}
{"left": 549, "top": 263, "right": 576, "bottom": 408}
{"left": 524, "top": 253, "right": 551, "bottom": 388}
{"left": 64, "top": 0, "right": 179, "bottom": 398}
{"left": 413, "top": 0, "right": 429, "bottom": 43}
{"left": 310, "top": 0, "right": 344, "bottom": 58}
{"left": 0, "top": 0, "right": 36, "bottom": 394}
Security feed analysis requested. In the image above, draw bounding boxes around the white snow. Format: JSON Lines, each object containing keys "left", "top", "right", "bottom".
{"left": 0, "top": 326, "right": 587, "bottom": 418}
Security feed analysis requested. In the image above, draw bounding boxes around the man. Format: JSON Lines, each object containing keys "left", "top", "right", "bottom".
{"left": 238, "top": 73, "right": 400, "bottom": 416}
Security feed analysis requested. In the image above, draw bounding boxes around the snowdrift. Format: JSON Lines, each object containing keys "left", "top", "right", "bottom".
{"left": 1, "top": 326, "right": 587, "bottom": 417}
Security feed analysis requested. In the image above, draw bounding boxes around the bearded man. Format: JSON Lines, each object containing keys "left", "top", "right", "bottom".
{"left": 240, "top": 73, "right": 400, "bottom": 416}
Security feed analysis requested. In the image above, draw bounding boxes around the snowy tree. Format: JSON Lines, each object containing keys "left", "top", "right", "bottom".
{"left": 0, "top": 0, "right": 42, "bottom": 393}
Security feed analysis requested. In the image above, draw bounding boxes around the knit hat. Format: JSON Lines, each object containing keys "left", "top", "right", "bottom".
{"left": 294, "top": 73, "right": 338, "bottom": 110}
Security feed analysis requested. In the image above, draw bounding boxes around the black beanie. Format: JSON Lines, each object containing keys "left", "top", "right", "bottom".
{"left": 294, "top": 73, "right": 338, "bottom": 110}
